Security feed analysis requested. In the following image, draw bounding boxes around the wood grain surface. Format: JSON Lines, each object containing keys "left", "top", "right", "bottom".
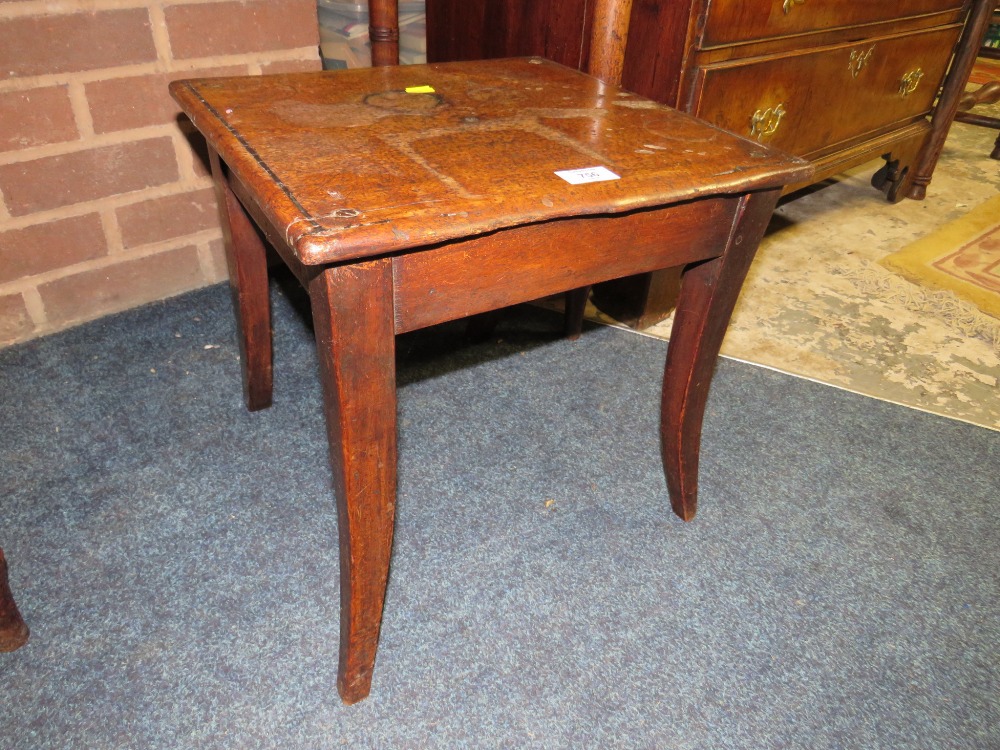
{"left": 170, "top": 58, "right": 810, "bottom": 265}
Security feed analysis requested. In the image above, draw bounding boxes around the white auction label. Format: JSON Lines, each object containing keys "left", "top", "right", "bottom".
{"left": 554, "top": 166, "right": 621, "bottom": 185}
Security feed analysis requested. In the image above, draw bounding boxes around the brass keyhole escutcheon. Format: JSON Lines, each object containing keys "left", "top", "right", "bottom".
{"left": 899, "top": 68, "right": 924, "bottom": 98}
{"left": 750, "top": 103, "right": 787, "bottom": 141}
{"left": 782, "top": 0, "right": 806, "bottom": 13}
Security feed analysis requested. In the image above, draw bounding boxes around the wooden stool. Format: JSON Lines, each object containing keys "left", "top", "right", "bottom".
{"left": 171, "top": 9, "right": 809, "bottom": 704}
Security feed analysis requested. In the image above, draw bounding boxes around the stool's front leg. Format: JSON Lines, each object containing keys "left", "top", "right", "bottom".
{"left": 660, "top": 189, "right": 781, "bottom": 521}
{"left": 209, "top": 149, "right": 273, "bottom": 411}
{"left": 309, "top": 259, "right": 397, "bottom": 705}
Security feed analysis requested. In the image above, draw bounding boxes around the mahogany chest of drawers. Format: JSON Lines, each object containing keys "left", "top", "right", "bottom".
{"left": 426, "top": 0, "right": 993, "bottom": 322}
{"left": 428, "top": 0, "right": 984, "bottom": 201}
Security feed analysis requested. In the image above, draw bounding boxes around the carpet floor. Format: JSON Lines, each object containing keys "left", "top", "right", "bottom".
{"left": 1, "top": 283, "right": 998, "bottom": 749}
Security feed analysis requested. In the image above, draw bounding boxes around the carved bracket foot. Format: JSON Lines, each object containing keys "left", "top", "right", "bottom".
{"left": 871, "top": 153, "right": 912, "bottom": 204}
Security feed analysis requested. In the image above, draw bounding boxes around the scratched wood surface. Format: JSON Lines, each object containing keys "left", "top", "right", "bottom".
{"left": 170, "top": 57, "right": 810, "bottom": 265}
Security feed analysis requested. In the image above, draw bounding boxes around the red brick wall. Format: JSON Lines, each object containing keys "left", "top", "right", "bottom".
{"left": 0, "top": 0, "right": 321, "bottom": 347}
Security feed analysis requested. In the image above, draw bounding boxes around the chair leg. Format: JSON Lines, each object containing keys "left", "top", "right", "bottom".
{"left": 210, "top": 149, "right": 273, "bottom": 412}
{"left": 564, "top": 286, "right": 590, "bottom": 340}
{"left": 309, "top": 260, "right": 398, "bottom": 705}
{"left": 0, "top": 548, "right": 29, "bottom": 652}
{"left": 660, "top": 189, "right": 781, "bottom": 521}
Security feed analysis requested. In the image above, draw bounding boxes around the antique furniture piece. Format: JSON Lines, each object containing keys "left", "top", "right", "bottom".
{"left": 427, "top": 0, "right": 993, "bottom": 201}
{"left": 172, "top": 27, "right": 809, "bottom": 702}
{"left": 956, "top": 82, "right": 1000, "bottom": 158}
{"left": 954, "top": 3, "right": 1000, "bottom": 158}
{"left": 0, "top": 548, "right": 30, "bottom": 652}
{"left": 425, "top": 0, "right": 997, "bottom": 322}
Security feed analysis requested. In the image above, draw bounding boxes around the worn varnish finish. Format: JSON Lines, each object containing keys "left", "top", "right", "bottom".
{"left": 426, "top": 0, "right": 992, "bottom": 324}
{"left": 427, "top": 0, "right": 986, "bottom": 200}
{"left": 171, "top": 57, "right": 809, "bottom": 704}
{"left": 0, "top": 548, "right": 29, "bottom": 653}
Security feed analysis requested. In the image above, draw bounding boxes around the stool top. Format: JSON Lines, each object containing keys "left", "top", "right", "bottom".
{"left": 171, "top": 57, "right": 810, "bottom": 265}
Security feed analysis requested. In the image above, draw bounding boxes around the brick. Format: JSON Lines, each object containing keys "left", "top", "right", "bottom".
{"left": 38, "top": 245, "right": 205, "bottom": 326}
{"left": 0, "top": 137, "right": 180, "bottom": 216}
{"left": 166, "top": 0, "right": 320, "bottom": 60}
{"left": 0, "top": 86, "right": 79, "bottom": 152}
{"left": 0, "top": 9, "right": 158, "bottom": 81}
{"left": 206, "top": 237, "right": 229, "bottom": 277}
{"left": 86, "top": 66, "right": 247, "bottom": 134}
{"left": 0, "top": 293, "right": 34, "bottom": 346}
{"left": 117, "top": 188, "right": 219, "bottom": 249}
{"left": 259, "top": 58, "right": 323, "bottom": 75}
{"left": 199, "top": 237, "right": 229, "bottom": 282}
{"left": 0, "top": 214, "right": 107, "bottom": 285}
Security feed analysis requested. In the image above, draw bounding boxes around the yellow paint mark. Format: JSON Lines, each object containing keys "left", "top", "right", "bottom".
{"left": 405, "top": 85, "right": 436, "bottom": 94}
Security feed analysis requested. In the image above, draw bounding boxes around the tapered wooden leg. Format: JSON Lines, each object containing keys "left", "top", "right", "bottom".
{"left": 209, "top": 149, "right": 273, "bottom": 411}
{"left": 309, "top": 260, "right": 397, "bottom": 705}
{"left": 0, "top": 548, "right": 29, "bottom": 652}
{"left": 660, "top": 189, "right": 781, "bottom": 521}
{"left": 564, "top": 286, "right": 590, "bottom": 339}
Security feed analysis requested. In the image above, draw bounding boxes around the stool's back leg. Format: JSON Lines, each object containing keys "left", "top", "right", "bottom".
{"left": 210, "top": 149, "right": 273, "bottom": 411}
{"left": 309, "top": 260, "right": 397, "bottom": 705}
{"left": 660, "top": 189, "right": 781, "bottom": 520}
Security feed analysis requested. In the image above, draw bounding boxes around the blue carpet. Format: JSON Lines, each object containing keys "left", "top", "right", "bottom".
{"left": 1, "top": 282, "right": 997, "bottom": 749}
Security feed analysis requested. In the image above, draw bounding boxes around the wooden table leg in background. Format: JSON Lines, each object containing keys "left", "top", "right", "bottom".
{"left": 0, "top": 548, "right": 29, "bottom": 652}
{"left": 661, "top": 189, "right": 782, "bottom": 521}
{"left": 210, "top": 149, "right": 274, "bottom": 412}
{"left": 309, "top": 260, "right": 399, "bottom": 706}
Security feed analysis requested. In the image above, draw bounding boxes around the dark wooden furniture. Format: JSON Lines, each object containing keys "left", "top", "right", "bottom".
{"left": 427, "top": 0, "right": 992, "bottom": 200}
{"left": 954, "top": 3, "right": 1000, "bottom": 158}
{"left": 172, "top": 54, "right": 808, "bottom": 702}
{"left": 0, "top": 548, "right": 29, "bottom": 652}
{"left": 425, "top": 0, "right": 996, "bottom": 323}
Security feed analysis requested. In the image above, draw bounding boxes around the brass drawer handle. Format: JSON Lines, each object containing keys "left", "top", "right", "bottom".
{"left": 782, "top": 0, "right": 806, "bottom": 13}
{"left": 849, "top": 45, "right": 875, "bottom": 78}
{"left": 750, "top": 103, "right": 786, "bottom": 141}
{"left": 899, "top": 68, "right": 925, "bottom": 98}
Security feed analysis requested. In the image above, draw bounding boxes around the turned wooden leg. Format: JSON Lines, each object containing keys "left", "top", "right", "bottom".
{"left": 908, "top": 0, "right": 997, "bottom": 199}
{"left": 660, "top": 189, "right": 781, "bottom": 521}
{"left": 0, "top": 548, "right": 29, "bottom": 652}
{"left": 209, "top": 149, "right": 273, "bottom": 411}
{"left": 309, "top": 260, "right": 397, "bottom": 705}
{"left": 564, "top": 286, "right": 590, "bottom": 339}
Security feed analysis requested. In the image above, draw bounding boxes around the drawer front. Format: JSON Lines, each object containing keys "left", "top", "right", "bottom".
{"left": 691, "top": 25, "right": 962, "bottom": 157}
{"left": 702, "top": 0, "right": 966, "bottom": 47}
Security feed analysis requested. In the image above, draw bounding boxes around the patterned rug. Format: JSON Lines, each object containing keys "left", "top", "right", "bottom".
{"left": 969, "top": 57, "right": 1000, "bottom": 85}
{"left": 880, "top": 194, "right": 1000, "bottom": 320}
{"left": 588, "top": 112, "right": 1000, "bottom": 431}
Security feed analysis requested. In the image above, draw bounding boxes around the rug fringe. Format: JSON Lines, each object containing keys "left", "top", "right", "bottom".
{"left": 840, "top": 261, "right": 1000, "bottom": 352}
